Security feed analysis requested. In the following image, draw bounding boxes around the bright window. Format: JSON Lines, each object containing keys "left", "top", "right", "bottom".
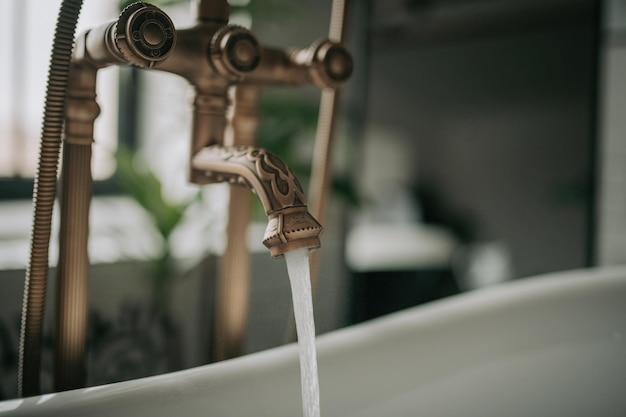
{"left": 0, "top": 0, "right": 120, "bottom": 181}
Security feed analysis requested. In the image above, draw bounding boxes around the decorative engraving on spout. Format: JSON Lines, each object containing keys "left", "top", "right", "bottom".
{"left": 192, "top": 145, "right": 322, "bottom": 257}
{"left": 194, "top": 145, "right": 307, "bottom": 214}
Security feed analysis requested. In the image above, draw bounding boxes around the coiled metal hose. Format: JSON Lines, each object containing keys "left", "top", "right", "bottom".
{"left": 18, "top": 0, "right": 84, "bottom": 398}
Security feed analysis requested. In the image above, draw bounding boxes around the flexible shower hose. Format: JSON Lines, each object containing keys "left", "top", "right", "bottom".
{"left": 284, "top": 0, "right": 349, "bottom": 344}
{"left": 18, "top": 0, "right": 84, "bottom": 398}
{"left": 308, "top": 0, "right": 348, "bottom": 293}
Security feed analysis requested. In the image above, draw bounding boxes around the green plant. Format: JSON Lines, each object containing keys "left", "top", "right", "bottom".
{"left": 257, "top": 91, "right": 360, "bottom": 208}
{"left": 114, "top": 146, "right": 199, "bottom": 306}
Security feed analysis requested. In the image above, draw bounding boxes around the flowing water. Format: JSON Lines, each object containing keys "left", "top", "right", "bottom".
{"left": 284, "top": 248, "right": 320, "bottom": 417}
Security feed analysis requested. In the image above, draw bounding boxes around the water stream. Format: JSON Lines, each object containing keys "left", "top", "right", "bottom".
{"left": 284, "top": 248, "right": 320, "bottom": 417}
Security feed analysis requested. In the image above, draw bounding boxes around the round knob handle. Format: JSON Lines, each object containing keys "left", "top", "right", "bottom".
{"left": 309, "top": 40, "right": 353, "bottom": 89}
{"left": 115, "top": 2, "right": 176, "bottom": 68}
{"left": 210, "top": 26, "right": 261, "bottom": 78}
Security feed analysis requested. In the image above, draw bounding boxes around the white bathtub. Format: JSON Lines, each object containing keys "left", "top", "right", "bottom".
{"left": 2, "top": 266, "right": 625, "bottom": 416}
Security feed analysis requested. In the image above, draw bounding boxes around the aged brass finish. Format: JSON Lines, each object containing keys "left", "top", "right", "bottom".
{"left": 114, "top": 2, "right": 176, "bottom": 68}
{"left": 284, "top": 0, "right": 350, "bottom": 343}
{"left": 73, "top": 2, "right": 176, "bottom": 69}
{"left": 240, "top": 40, "right": 352, "bottom": 88}
{"left": 213, "top": 85, "right": 257, "bottom": 361}
{"left": 192, "top": 145, "right": 323, "bottom": 257}
{"left": 309, "top": 0, "right": 350, "bottom": 285}
{"left": 50, "top": 2, "right": 178, "bottom": 390}
{"left": 263, "top": 207, "right": 323, "bottom": 258}
{"left": 19, "top": 0, "right": 85, "bottom": 397}
{"left": 196, "top": 0, "right": 229, "bottom": 22}
{"left": 53, "top": 63, "right": 99, "bottom": 392}
{"left": 210, "top": 26, "right": 261, "bottom": 78}
{"left": 23, "top": 0, "right": 352, "bottom": 387}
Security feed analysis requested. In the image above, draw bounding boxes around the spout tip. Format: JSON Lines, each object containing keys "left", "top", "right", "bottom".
{"left": 263, "top": 206, "right": 322, "bottom": 258}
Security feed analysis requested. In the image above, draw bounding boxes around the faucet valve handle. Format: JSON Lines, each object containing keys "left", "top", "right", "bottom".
{"left": 209, "top": 25, "right": 261, "bottom": 79}
{"left": 115, "top": 2, "right": 176, "bottom": 68}
{"left": 304, "top": 39, "right": 353, "bottom": 89}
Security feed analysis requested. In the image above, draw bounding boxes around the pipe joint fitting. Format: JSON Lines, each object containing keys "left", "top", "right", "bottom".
{"left": 209, "top": 25, "right": 261, "bottom": 79}
{"left": 306, "top": 39, "right": 353, "bottom": 89}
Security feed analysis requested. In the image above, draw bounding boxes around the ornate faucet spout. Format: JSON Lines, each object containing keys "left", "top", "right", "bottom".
{"left": 192, "top": 145, "right": 322, "bottom": 257}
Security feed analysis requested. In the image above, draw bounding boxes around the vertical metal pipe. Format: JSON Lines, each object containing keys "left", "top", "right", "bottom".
{"left": 54, "top": 142, "right": 93, "bottom": 391}
{"left": 189, "top": 87, "right": 231, "bottom": 184}
{"left": 214, "top": 186, "right": 252, "bottom": 360}
{"left": 53, "top": 63, "right": 98, "bottom": 392}
{"left": 213, "top": 86, "right": 259, "bottom": 361}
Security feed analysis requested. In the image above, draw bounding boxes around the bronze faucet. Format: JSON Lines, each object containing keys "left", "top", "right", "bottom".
{"left": 70, "top": 0, "right": 350, "bottom": 252}
{"left": 49, "top": 0, "right": 352, "bottom": 390}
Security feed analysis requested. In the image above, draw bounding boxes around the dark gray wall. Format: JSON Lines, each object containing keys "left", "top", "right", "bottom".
{"left": 365, "top": 18, "right": 597, "bottom": 277}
